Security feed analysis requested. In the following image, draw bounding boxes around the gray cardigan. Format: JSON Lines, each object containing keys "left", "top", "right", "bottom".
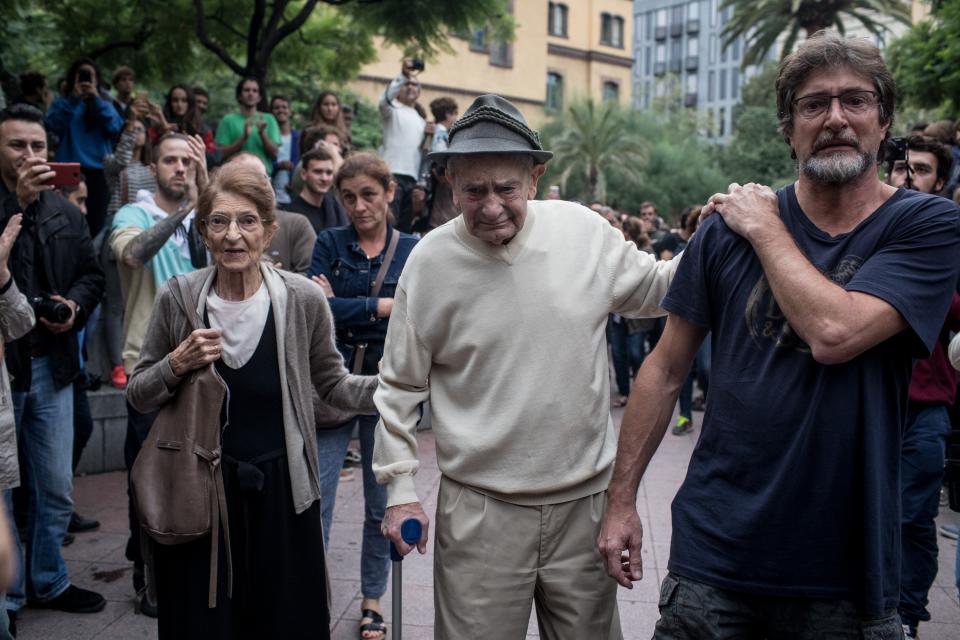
{"left": 0, "top": 280, "right": 35, "bottom": 491}
{"left": 127, "top": 263, "right": 377, "bottom": 513}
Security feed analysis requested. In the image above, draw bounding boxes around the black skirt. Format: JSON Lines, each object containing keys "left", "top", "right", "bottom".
{"left": 154, "top": 451, "right": 330, "bottom": 640}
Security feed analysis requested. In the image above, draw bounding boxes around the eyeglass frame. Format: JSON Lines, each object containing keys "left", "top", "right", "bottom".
{"left": 790, "top": 90, "right": 882, "bottom": 120}
{"left": 202, "top": 212, "right": 265, "bottom": 234}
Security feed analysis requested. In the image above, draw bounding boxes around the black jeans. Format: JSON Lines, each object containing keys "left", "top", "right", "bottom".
{"left": 389, "top": 174, "right": 418, "bottom": 232}
{"left": 653, "top": 573, "right": 903, "bottom": 639}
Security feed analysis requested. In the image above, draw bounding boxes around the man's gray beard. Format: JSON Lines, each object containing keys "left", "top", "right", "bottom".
{"left": 800, "top": 150, "right": 871, "bottom": 185}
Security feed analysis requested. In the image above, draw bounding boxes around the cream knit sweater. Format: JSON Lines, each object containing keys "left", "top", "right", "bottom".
{"left": 372, "top": 200, "right": 679, "bottom": 507}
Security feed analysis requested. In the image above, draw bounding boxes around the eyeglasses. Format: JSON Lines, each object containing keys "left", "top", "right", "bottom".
{"left": 204, "top": 213, "right": 262, "bottom": 233}
{"left": 792, "top": 90, "right": 880, "bottom": 120}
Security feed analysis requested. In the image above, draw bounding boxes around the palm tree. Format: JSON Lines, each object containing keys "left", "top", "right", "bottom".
{"left": 721, "top": 0, "right": 912, "bottom": 68}
{"left": 546, "top": 99, "right": 647, "bottom": 203}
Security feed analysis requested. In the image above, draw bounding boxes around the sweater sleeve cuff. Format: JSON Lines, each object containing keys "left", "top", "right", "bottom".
{"left": 159, "top": 355, "right": 184, "bottom": 391}
{"left": 385, "top": 475, "right": 419, "bottom": 508}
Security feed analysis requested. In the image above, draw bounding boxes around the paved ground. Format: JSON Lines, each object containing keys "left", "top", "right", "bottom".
{"left": 15, "top": 405, "right": 960, "bottom": 639}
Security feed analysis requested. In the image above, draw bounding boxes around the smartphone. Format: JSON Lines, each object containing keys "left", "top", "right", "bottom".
{"left": 47, "top": 163, "right": 82, "bottom": 187}
{"left": 410, "top": 58, "right": 425, "bottom": 72}
{"left": 78, "top": 69, "right": 93, "bottom": 84}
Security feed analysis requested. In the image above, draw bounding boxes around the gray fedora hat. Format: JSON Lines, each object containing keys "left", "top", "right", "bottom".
{"left": 427, "top": 94, "right": 553, "bottom": 164}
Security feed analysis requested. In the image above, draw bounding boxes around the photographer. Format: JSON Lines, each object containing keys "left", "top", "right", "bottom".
{"left": 0, "top": 104, "right": 105, "bottom": 616}
{"left": 883, "top": 134, "right": 959, "bottom": 637}
{"left": 44, "top": 59, "right": 124, "bottom": 237}
{"left": 379, "top": 58, "right": 431, "bottom": 231}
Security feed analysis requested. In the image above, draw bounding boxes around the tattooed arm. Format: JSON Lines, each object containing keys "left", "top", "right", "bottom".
{"left": 120, "top": 198, "right": 193, "bottom": 269}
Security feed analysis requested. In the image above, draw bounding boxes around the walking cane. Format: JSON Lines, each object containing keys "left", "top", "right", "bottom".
{"left": 390, "top": 518, "right": 423, "bottom": 640}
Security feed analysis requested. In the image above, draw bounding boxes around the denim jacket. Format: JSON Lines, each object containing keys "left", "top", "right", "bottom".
{"left": 308, "top": 224, "right": 418, "bottom": 362}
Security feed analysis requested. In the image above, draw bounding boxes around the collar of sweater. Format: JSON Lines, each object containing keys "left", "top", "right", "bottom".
{"left": 452, "top": 203, "right": 538, "bottom": 265}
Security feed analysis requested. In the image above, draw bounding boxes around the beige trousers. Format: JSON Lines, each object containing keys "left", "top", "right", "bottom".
{"left": 433, "top": 476, "right": 622, "bottom": 640}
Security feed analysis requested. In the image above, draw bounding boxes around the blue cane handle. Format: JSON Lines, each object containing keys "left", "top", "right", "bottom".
{"left": 390, "top": 518, "right": 423, "bottom": 562}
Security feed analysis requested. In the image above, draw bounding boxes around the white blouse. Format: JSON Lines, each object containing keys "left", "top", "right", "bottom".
{"left": 206, "top": 282, "right": 271, "bottom": 369}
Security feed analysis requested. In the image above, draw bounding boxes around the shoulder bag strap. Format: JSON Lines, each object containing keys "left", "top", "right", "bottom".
{"left": 351, "top": 230, "right": 400, "bottom": 374}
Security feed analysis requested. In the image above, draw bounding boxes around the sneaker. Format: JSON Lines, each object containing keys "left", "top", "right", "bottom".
{"left": 940, "top": 523, "right": 959, "bottom": 540}
{"left": 135, "top": 590, "right": 157, "bottom": 618}
{"left": 111, "top": 365, "right": 127, "bottom": 390}
{"left": 62, "top": 533, "right": 75, "bottom": 546}
{"left": 34, "top": 585, "right": 106, "bottom": 613}
{"left": 671, "top": 416, "right": 693, "bottom": 436}
{"left": 68, "top": 512, "right": 100, "bottom": 533}
{"left": 902, "top": 623, "right": 918, "bottom": 638}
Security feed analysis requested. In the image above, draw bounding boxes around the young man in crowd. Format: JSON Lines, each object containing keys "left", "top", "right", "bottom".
{"left": 270, "top": 95, "right": 299, "bottom": 206}
{"left": 109, "top": 132, "right": 208, "bottom": 617}
{"left": 884, "top": 134, "right": 959, "bottom": 638}
{"left": 600, "top": 33, "right": 960, "bottom": 639}
{"left": 111, "top": 66, "right": 135, "bottom": 120}
{"left": 0, "top": 104, "right": 105, "bottom": 617}
{"left": 214, "top": 77, "right": 280, "bottom": 174}
{"left": 285, "top": 147, "right": 347, "bottom": 235}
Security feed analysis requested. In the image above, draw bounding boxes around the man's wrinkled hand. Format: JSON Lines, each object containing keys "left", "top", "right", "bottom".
{"left": 381, "top": 502, "right": 430, "bottom": 556}
{"left": 16, "top": 157, "right": 55, "bottom": 209}
{"left": 703, "top": 182, "right": 780, "bottom": 240}
{"left": 597, "top": 502, "right": 645, "bottom": 588}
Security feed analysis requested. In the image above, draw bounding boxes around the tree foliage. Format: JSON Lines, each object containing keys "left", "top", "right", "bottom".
{"left": 541, "top": 97, "right": 730, "bottom": 220}
{"left": 718, "top": 63, "right": 797, "bottom": 187}
{"left": 0, "top": 0, "right": 512, "bottom": 109}
{"left": 721, "top": 0, "right": 911, "bottom": 68}
{"left": 887, "top": 0, "right": 960, "bottom": 113}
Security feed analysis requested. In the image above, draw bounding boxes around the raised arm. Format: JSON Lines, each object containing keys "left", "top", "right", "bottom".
{"left": 598, "top": 314, "right": 707, "bottom": 587}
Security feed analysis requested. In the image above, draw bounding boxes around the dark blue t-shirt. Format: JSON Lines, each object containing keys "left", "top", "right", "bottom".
{"left": 662, "top": 185, "right": 960, "bottom": 615}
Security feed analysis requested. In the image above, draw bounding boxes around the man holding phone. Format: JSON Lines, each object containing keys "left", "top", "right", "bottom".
{"left": 379, "top": 58, "right": 431, "bottom": 232}
{"left": 0, "top": 104, "right": 105, "bottom": 617}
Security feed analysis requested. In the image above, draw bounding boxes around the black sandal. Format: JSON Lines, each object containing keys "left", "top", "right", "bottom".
{"left": 359, "top": 608, "right": 387, "bottom": 639}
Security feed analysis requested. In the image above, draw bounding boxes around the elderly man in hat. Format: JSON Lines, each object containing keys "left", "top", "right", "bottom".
{"left": 372, "top": 95, "right": 679, "bottom": 638}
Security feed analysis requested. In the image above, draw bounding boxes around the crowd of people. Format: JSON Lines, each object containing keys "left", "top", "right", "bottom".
{"left": 0, "top": 29, "right": 957, "bottom": 640}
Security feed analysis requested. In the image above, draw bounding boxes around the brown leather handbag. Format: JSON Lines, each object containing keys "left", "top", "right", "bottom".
{"left": 130, "top": 274, "right": 232, "bottom": 608}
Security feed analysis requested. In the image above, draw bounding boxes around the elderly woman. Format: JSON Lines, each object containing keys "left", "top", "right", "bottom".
{"left": 127, "top": 163, "right": 377, "bottom": 639}
{"left": 308, "top": 152, "right": 418, "bottom": 640}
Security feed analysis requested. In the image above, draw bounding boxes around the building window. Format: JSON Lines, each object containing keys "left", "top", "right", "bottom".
{"left": 603, "top": 81, "right": 620, "bottom": 103}
{"left": 548, "top": 2, "right": 568, "bottom": 37}
{"left": 687, "top": 35, "right": 699, "bottom": 57}
{"left": 671, "top": 38, "right": 682, "bottom": 61}
{"left": 645, "top": 46, "right": 652, "bottom": 75}
{"left": 688, "top": 1, "right": 700, "bottom": 20}
{"left": 656, "top": 9, "right": 668, "bottom": 27}
{"left": 546, "top": 72, "right": 563, "bottom": 112}
{"left": 719, "top": 106, "right": 726, "bottom": 136}
{"left": 710, "top": 0, "right": 718, "bottom": 26}
{"left": 646, "top": 11, "right": 653, "bottom": 40}
{"left": 644, "top": 81, "right": 651, "bottom": 108}
{"left": 470, "top": 27, "right": 488, "bottom": 52}
{"left": 708, "top": 70, "right": 715, "bottom": 101}
{"left": 720, "top": 41, "right": 727, "bottom": 63}
{"left": 656, "top": 42, "right": 666, "bottom": 63}
{"left": 601, "top": 13, "right": 625, "bottom": 48}
{"left": 732, "top": 37, "right": 741, "bottom": 61}
{"left": 719, "top": 69, "right": 727, "bottom": 100}
{"left": 731, "top": 68, "right": 740, "bottom": 99}
{"left": 685, "top": 73, "right": 698, "bottom": 94}
{"left": 490, "top": 39, "right": 513, "bottom": 67}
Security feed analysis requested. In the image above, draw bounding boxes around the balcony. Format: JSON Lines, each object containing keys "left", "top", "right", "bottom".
{"left": 670, "top": 23, "right": 683, "bottom": 37}
{"left": 669, "top": 59, "right": 682, "bottom": 73}
{"left": 685, "top": 56, "right": 699, "bottom": 71}
{"left": 654, "top": 62, "right": 666, "bottom": 76}
{"left": 655, "top": 26, "right": 667, "bottom": 41}
{"left": 687, "top": 19, "right": 700, "bottom": 35}
{"left": 684, "top": 93, "right": 698, "bottom": 108}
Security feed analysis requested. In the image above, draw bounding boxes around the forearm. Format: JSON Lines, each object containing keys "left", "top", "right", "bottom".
{"left": 747, "top": 220, "right": 861, "bottom": 355}
{"left": 121, "top": 202, "right": 191, "bottom": 268}
{"left": 260, "top": 131, "right": 278, "bottom": 159}
{"left": 218, "top": 136, "right": 246, "bottom": 159}
{"left": 607, "top": 349, "right": 688, "bottom": 507}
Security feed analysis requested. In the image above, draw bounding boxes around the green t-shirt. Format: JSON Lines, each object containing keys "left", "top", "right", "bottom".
{"left": 215, "top": 111, "right": 282, "bottom": 175}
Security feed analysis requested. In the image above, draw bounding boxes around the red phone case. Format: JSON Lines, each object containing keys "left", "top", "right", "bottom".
{"left": 47, "top": 163, "right": 82, "bottom": 187}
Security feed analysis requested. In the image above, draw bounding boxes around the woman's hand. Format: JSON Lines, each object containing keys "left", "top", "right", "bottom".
{"left": 376, "top": 297, "right": 394, "bottom": 318}
{"left": 168, "top": 328, "right": 223, "bottom": 377}
{"left": 311, "top": 274, "right": 335, "bottom": 298}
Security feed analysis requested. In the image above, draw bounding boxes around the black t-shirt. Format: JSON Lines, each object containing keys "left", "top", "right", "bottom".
{"left": 662, "top": 185, "right": 960, "bottom": 615}
{"left": 285, "top": 194, "right": 347, "bottom": 235}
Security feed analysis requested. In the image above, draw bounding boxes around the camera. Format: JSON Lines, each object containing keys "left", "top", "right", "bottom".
{"left": 886, "top": 137, "right": 908, "bottom": 163}
{"left": 77, "top": 68, "right": 93, "bottom": 84}
{"left": 409, "top": 58, "right": 425, "bottom": 72}
{"left": 31, "top": 295, "right": 72, "bottom": 323}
